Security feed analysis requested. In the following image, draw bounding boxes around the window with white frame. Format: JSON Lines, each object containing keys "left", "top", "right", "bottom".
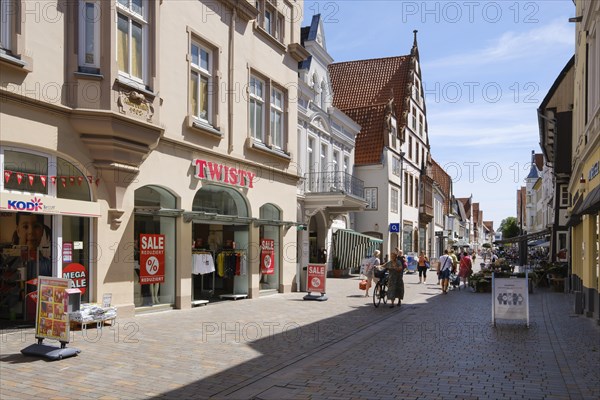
{"left": 415, "top": 143, "right": 420, "bottom": 166}
{"left": 79, "top": 1, "right": 100, "bottom": 71}
{"left": 414, "top": 177, "right": 419, "bottom": 207}
{"left": 320, "top": 81, "right": 327, "bottom": 109}
{"left": 404, "top": 172, "right": 409, "bottom": 205}
{"left": 249, "top": 75, "right": 265, "bottom": 142}
{"left": 409, "top": 175, "right": 414, "bottom": 206}
{"left": 0, "top": 0, "right": 14, "bottom": 54}
{"left": 255, "top": 0, "right": 285, "bottom": 44}
{"left": 411, "top": 106, "right": 416, "bottom": 130}
{"left": 307, "top": 136, "right": 315, "bottom": 191}
{"left": 190, "top": 41, "right": 213, "bottom": 124}
{"left": 270, "top": 87, "right": 284, "bottom": 148}
{"left": 391, "top": 188, "right": 399, "bottom": 213}
{"left": 414, "top": 77, "right": 421, "bottom": 102}
{"left": 365, "top": 188, "right": 377, "bottom": 209}
{"left": 559, "top": 184, "right": 569, "bottom": 207}
{"left": 392, "top": 156, "right": 400, "bottom": 176}
{"left": 418, "top": 114, "right": 424, "bottom": 136}
{"left": 408, "top": 136, "right": 413, "bottom": 159}
{"left": 320, "top": 143, "right": 328, "bottom": 172}
{"left": 116, "top": 0, "right": 148, "bottom": 82}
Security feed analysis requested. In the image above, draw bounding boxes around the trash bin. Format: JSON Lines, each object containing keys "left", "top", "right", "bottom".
{"left": 300, "top": 266, "right": 307, "bottom": 292}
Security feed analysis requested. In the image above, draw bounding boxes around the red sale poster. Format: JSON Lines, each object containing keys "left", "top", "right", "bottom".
{"left": 260, "top": 239, "right": 275, "bottom": 275}
{"left": 139, "top": 234, "right": 165, "bottom": 284}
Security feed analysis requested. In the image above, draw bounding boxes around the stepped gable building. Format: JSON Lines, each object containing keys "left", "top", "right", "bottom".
{"left": 328, "top": 31, "right": 434, "bottom": 257}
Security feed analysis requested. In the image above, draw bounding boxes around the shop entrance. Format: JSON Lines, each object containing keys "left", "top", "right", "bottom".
{"left": 0, "top": 213, "right": 92, "bottom": 322}
{"left": 191, "top": 184, "right": 250, "bottom": 302}
{"left": 192, "top": 222, "right": 248, "bottom": 301}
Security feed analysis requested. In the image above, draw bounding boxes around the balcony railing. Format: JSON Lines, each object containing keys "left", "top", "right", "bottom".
{"left": 303, "top": 171, "right": 365, "bottom": 199}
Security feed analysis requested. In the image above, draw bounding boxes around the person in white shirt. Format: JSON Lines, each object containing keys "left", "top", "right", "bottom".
{"left": 438, "top": 249, "right": 453, "bottom": 294}
{"left": 363, "top": 250, "right": 381, "bottom": 297}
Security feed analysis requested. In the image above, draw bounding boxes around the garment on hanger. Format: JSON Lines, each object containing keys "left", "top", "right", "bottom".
{"left": 192, "top": 252, "right": 215, "bottom": 275}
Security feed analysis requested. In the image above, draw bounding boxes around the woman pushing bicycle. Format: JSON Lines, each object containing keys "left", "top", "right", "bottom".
{"left": 380, "top": 249, "right": 406, "bottom": 308}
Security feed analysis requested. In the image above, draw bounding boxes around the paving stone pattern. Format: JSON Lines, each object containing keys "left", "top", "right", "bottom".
{"left": 1, "top": 270, "right": 598, "bottom": 400}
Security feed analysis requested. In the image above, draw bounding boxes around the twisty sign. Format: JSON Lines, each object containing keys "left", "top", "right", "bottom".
{"left": 193, "top": 159, "right": 256, "bottom": 188}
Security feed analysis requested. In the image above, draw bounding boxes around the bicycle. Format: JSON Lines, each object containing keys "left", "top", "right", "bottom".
{"left": 372, "top": 268, "right": 389, "bottom": 307}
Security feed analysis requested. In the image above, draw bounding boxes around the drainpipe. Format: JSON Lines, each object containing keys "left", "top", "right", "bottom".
{"left": 228, "top": 7, "right": 236, "bottom": 154}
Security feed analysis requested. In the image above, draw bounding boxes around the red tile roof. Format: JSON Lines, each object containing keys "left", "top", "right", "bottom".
{"left": 431, "top": 158, "right": 452, "bottom": 215}
{"left": 329, "top": 55, "right": 412, "bottom": 165}
{"left": 473, "top": 203, "right": 480, "bottom": 224}
{"left": 457, "top": 197, "right": 472, "bottom": 219}
{"left": 483, "top": 221, "right": 494, "bottom": 232}
{"left": 343, "top": 105, "right": 386, "bottom": 165}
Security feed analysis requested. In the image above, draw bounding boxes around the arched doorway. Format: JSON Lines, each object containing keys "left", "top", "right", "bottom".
{"left": 190, "top": 184, "right": 250, "bottom": 300}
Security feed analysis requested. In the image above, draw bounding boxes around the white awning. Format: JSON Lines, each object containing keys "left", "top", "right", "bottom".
{"left": 333, "top": 229, "right": 382, "bottom": 270}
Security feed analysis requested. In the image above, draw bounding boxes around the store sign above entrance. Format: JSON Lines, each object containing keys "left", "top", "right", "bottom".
{"left": 193, "top": 159, "right": 256, "bottom": 188}
{"left": 0, "top": 192, "right": 101, "bottom": 217}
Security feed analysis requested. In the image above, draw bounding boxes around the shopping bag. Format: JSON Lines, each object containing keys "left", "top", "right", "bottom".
{"left": 359, "top": 280, "right": 368, "bottom": 290}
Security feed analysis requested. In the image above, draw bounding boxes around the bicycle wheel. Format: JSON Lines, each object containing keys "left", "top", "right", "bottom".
{"left": 381, "top": 281, "right": 388, "bottom": 305}
{"left": 373, "top": 282, "right": 382, "bottom": 307}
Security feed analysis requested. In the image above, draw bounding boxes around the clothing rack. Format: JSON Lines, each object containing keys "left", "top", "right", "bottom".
{"left": 216, "top": 249, "right": 248, "bottom": 300}
{"left": 191, "top": 249, "right": 215, "bottom": 306}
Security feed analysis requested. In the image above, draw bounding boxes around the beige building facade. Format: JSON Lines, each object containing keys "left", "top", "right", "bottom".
{"left": 569, "top": 0, "right": 599, "bottom": 321}
{"left": 1, "top": 0, "right": 306, "bottom": 321}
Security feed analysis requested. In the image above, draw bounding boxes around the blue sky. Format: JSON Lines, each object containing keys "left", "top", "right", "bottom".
{"left": 301, "top": 0, "right": 575, "bottom": 229}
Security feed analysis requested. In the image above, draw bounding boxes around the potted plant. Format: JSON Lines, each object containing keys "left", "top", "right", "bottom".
{"left": 331, "top": 256, "right": 346, "bottom": 278}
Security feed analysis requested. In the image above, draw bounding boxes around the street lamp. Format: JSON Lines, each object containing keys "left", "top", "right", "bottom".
{"left": 399, "top": 151, "right": 405, "bottom": 252}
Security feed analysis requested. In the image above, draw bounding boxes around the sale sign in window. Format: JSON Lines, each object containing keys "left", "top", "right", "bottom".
{"left": 139, "top": 234, "right": 165, "bottom": 284}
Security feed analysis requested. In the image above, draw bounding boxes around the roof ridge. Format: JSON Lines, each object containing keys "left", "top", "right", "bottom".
{"left": 330, "top": 54, "right": 411, "bottom": 66}
{"left": 341, "top": 103, "right": 388, "bottom": 112}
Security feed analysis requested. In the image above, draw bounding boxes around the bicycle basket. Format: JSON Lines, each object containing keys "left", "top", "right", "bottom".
{"left": 374, "top": 268, "right": 387, "bottom": 279}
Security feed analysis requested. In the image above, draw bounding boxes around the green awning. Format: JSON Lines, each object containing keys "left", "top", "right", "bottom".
{"left": 333, "top": 229, "right": 383, "bottom": 270}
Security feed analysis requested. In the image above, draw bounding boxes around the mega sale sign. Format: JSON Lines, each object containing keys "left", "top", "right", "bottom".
{"left": 139, "top": 234, "right": 165, "bottom": 284}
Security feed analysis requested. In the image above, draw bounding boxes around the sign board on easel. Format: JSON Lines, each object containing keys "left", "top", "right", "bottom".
{"left": 492, "top": 272, "right": 529, "bottom": 327}
{"left": 304, "top": 264, "right": 328, "bottom": 301}
{"left": 21, "top": 276, "right": 81, "bottom": 360}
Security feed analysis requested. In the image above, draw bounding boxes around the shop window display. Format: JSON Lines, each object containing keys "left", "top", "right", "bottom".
{"left": 134, "top": 185, "right": 177, "bottom": 308}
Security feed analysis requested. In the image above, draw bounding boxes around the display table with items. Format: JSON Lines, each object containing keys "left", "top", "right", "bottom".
{"left": 69, "top": 303, "right": 117, "bottom": 330}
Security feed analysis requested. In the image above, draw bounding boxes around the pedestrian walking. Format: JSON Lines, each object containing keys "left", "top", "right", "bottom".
{"left": 449, "top": 249, "right": 459, "bottom": 273}
{"left": 382, "top": 251, "right": 405, "bottom": 308}
{"left": 438, "top": 250, "right": 453, "bottom": 294}
{"left": 417, "top": 250, "right": 429, "bottom": 284}
{"left": 459, "top": 251, "right": 473, "bottom": 289}
{"left": 363, "top": 250, "right": 381, "bottom": 297}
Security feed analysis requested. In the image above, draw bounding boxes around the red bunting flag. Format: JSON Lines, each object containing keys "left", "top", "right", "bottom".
{"left": 60, "top": 176, "right": 67, "bottom": 188}
{"left": 51, "top": 176, "right": 57, "bottom": 185}
{"left": 28, "top": 174, "right": 35, "bottom": 186}
{"left": 4, "top": 170, "right": 11, "bottom": 184}
{"left": 69, "top": 176, "right": 75, "bottom": 185}
{"left": 78, "top": 176, "right": 83, "bottom": 186}
{"left": 16, "top": 173, "right": 23, "bottom": 185}
{"left": 95, "top": 178, "right": 100, "bottom": 186}
{"left": 40, "top": 175, "right": 47, "bottom": 187}
{"left": 87, "top": 176, "right": 93, "bottom": 184}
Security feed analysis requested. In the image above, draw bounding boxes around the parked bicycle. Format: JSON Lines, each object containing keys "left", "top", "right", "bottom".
{"left": 373, "top": 267, "right": 389, "bottom": 307}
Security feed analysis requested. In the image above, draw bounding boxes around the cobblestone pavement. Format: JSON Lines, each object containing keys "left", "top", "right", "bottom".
{"left": 1, "top": 269, "right": 599, "bottom": 400}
